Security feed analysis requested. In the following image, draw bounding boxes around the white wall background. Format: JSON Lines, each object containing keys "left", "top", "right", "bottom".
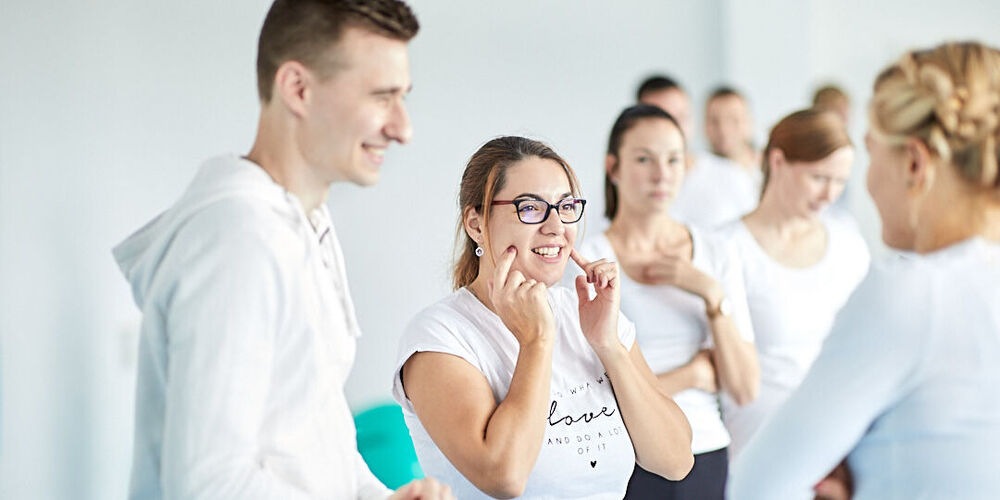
{"left": 2, "top": 1, "right": 998, "bottom": 498}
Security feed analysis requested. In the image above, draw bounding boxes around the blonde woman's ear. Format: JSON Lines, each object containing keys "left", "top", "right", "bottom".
{"left": 905, "top": 138, "right": 936, "bottom": 194}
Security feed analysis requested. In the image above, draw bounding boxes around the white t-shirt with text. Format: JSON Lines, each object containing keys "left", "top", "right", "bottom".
{"left": 393, "top": 286, "right": 638, "bottom": 499}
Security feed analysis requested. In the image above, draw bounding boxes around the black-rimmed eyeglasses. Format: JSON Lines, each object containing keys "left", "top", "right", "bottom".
{"left": 491, "top": 198, "right": 586, "bottom": 224}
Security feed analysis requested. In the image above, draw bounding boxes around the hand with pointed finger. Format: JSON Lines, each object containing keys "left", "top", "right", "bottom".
{"left": 571, "top": 248, "right": 622, "bottom": 353}
{"left": 388, "top": 477, "right": 456, "bottom": 500}
{"left": 488, "top": 246, "right": 555, "bottom": 346}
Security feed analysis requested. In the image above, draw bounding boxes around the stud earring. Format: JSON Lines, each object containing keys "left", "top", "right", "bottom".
{"left": 475, "top": 246, "right": 484, "bottom": 257}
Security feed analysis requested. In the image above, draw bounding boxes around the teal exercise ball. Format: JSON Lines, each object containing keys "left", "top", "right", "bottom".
{"left": 354, "top": 402, "right": 424, "bottom": 489}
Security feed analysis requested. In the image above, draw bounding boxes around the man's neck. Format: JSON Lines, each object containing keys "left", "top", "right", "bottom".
{"left": 714, "top": 144, "right": 758, "bottom": 172}
{"left": 246, "top": 113, "right": 330, "bottom": 214}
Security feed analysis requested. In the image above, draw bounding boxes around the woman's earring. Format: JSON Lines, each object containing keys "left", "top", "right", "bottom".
{"left": 475, "top": 246, "right": 484, "bottom": 257}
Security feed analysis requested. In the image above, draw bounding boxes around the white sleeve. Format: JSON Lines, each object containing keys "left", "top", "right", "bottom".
{"left": 159, "top": 221, "right": 314, "bottom": 499}
{"left": 727, "top": 268, "right": 925, "bottom": 498}
{"left": 392, "top": 306, "right": 481, "bottom": 412}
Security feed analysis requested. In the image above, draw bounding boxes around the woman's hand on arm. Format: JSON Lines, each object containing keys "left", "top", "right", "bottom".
{"left": 641, "top": 254, "right": 759, "bottom": 404}
{"left": 703, "top": 311, "right": 759, "bottom": 406}
{"left": 401, "top": 247, "right": 555, "bottom": 499}
{"left": 655, "top": 349, "right": 718, "bottom": 396}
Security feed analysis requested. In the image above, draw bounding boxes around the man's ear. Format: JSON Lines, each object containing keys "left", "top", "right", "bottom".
{"left": 272, "top": 60, "right": 312, "bottom": 117}
{"left": 905, "top": 138, "right": 936, "bottom": 196}
{"left": 605, "top": 154, "right": 619, "bottom": 184}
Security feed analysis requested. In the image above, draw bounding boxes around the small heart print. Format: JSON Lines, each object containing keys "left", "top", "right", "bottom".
{"left": 590, "top": 460, "right": 597, "bottom": 468}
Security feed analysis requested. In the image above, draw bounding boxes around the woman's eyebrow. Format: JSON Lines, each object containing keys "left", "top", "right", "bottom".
{"left": 513, "top": 192, "right": 574, "bottom": 201}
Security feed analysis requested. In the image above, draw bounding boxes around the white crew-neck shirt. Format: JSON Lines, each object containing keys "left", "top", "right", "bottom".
{"left": 730, "top": 238, "right": 1000, "bottom": 499}
{"left": 670, "top": 152, "right": 762, "bottom": 229}
{"left": 393, "top": 286, "right": 637, "bottom": 499}
{"left": 571, "top": 226, "right": 754, "bottom": 454}
{"left": 715, "top": 213, "right": 870, "bottom": 458}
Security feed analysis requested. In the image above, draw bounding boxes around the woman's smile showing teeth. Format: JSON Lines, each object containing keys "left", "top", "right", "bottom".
{"left": 531, "top": 246, "right": 562, "bottom": 260}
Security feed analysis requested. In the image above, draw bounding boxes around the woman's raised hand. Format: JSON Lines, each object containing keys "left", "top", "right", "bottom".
{"left": 571, "top": 249, "right": 622, "bottom": 353}
{"left": 488, "top": 246, "right": 554, "bottom": 346}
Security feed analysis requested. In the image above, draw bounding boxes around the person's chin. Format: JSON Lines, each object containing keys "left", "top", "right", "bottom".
{"left": 348, "top": 165, "right": 381, "bottom": 187}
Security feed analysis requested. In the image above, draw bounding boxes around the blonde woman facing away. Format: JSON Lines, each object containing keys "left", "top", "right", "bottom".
{"left": 729, "top": 41, "right": 1000, "bottom": 499}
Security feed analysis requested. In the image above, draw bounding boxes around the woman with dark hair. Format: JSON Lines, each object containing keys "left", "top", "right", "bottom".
{"left": 716, "top": 108, "right": 870, "bottom": 460}
{"left": 730, "top": 41, "right": 1000, "bottom": 499}
{"left": 393, "top": 136, "right": 693, "bottom": 499}
{"left": 572, "top": 104, "right": 759, "bottom": 499}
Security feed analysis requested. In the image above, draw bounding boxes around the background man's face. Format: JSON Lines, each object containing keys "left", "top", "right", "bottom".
{"left": 704, "top": 94, "right": 752, "bottom": 158}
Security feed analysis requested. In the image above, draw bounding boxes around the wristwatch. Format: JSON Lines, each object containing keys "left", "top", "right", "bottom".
{"left": 706, "top": 297, "right": 732, "bottom": 319}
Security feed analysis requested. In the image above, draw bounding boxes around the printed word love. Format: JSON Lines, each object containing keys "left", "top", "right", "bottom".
{"left": 547, "top": 400, "right": 617, "bottom": 427}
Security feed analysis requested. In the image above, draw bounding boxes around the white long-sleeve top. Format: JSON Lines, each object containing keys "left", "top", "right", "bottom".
{"left": 728, "top": 237, "right": 1000, "bottom": 500}
{"left": 113, "top": 155, "right": 390, "bottom": 499}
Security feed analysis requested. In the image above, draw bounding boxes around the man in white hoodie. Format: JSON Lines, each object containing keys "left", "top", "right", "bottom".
{"left": 113, "top": 1, "right": 453, "bottom": 499}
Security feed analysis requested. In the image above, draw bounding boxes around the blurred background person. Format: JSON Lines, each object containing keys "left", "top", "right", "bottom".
{"left": 637, "top": 75, "right": 697, "bottom": 171}
{"left": 715, "top": 108, "right": 870, "bottom": 461}
{"left": 704, "top": 87, "right": 761, "bottom": 171}
{"left": 573, "top": 104, "right": 759, "bottom": 499}
{"left": 812, "top": 84, "right": 851, "bottom": 125}
{"left": 671, "top": 87, "right": 763, "bottom": 228}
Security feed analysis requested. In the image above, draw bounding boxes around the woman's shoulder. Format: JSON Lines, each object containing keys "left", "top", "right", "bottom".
{"left": 842, "top": 255, "right": 929, "bottom": 330}
{"left": 691, "top": 221, "right": 744, "bottom": 272}
{"left": 824, "top": 210, "right": 869, "bottom": 253}
{"left": 403, "top": 289, "right": 481, "bottom": 338}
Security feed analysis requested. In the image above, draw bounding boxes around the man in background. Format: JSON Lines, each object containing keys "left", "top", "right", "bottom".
{"left": 813, "top": 84, "right": 851, "bottom": 125}
{"left": 637, "top": 75, "right": 698, "bottom": 170}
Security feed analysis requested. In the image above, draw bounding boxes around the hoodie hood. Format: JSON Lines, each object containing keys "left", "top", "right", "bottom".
{"left": 113, "top": 154, "right": 304, "bottom": 308}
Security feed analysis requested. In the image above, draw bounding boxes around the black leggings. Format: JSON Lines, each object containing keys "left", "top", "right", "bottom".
{"left": 623, "top": 447, "right": 728, "bottom": 500}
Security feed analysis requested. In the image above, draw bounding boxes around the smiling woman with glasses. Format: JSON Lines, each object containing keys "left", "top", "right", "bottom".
{"left": 391, "top": 136, "right": 694, "bottom": 499}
